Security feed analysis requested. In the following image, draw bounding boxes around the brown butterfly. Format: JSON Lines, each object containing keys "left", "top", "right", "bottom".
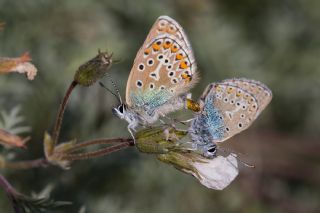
{"left": 112, "top": 16, "right": 199, "bottom": 138}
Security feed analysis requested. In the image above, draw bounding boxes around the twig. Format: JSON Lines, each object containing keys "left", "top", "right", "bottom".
{"left": 64, "top": 138, "right": 133, "bottom": 153}
{"left": 3, "top": 158, "right": 48, "bottom": 170}
{"left": 62, "top": 142, "right": 131, "bottom": 161}
{"left": 0, "top": 174, "right": 17, "bottom": 195}
{"left": 52, "top": 81, "right": 78, "bottom": 146}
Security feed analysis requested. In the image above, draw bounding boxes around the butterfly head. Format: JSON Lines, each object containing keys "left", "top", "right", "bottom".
{"left": 112, "top": 103, "right": 127, "bottom": 119}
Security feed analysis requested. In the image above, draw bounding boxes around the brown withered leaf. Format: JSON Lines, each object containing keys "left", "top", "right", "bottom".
{"left": 0, "top": 52, "right": 37, "bottom": 80}
{"left": 0, "top": 129, "right": 29, "bottom": 148}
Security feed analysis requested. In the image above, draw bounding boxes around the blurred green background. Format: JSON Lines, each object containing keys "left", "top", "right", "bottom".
{"left": 1, "top": 0, "right": 320, "bottom": 212}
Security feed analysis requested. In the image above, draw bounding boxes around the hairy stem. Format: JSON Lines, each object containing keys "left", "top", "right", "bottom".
{"left": 3, "top": 158, "right": 48, "bottom": 170}
{"left": 0, "top": 174, "right": 17, "bottom": 195}
{"left": 64, "top": 138, "right": 133, "bottom": 153}
{"left": 62, "top": 142, "right": 131, "bottom": 161}
{"left": 52, "top": 81, "right": 78, "bottom": 146}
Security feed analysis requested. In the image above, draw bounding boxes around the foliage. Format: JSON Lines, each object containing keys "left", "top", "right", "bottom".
{"left": 1, "top": 0, "right": 320, "bottom": 212}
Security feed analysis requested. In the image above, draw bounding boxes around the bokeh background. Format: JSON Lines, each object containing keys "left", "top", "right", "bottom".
{"left": 1, "top": 0, "right": 320, "bottom": 212}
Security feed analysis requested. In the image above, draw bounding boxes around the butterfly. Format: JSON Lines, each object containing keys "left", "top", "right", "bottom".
{"left": 188, "top": 78, "right": 272, "bottom": 157}
{"left": 112, "top": 16, "right": 199, "bottom": 138}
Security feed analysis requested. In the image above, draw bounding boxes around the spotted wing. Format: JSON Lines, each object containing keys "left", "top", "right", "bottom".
{"left": 125, "top": 16, "right": 198, "bottom": 111}
{"left": 221, "top": 78, "right": 272, "bottom": 117}
{"left": 143, "top": 16, "right": 193, "bottom": 53}
{"left": 196, "top": 83, "right": 260, "bottom": 143}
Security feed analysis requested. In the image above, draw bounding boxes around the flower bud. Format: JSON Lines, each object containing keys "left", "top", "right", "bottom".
{"left": 74, "top": 50, "right": 112, "bottom": 86}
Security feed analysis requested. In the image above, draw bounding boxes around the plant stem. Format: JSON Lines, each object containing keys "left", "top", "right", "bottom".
{"left": 62, "top": 142, "right": 131, "bottom": 161}
{"left": 64, "top": 138, "right": 133, "bottom": 153}
{"left": 3, "top": 158, "right": 48, "bottom": 170}
{"left": 0, "top": 174, "right": 17, "bottom": 195}
{"left": 52, "top": 81, "right": 78, "bottom": 146}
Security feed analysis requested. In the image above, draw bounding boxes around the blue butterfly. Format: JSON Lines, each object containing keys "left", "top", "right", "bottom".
{"left": 188, "top": 78, "right": 272, "bottom": 157}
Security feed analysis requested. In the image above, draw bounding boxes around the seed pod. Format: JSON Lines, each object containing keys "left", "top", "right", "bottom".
{"left": 74, "top": 50, "right": 113, "bottom": 86}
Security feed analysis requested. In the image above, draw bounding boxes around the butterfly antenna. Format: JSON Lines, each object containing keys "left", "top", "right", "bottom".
{"left": 99, "top": 82, "right": 121, "bottom": 104}
{"left": 231, "top": 153, "right": 255, "bottom": 168}
{"left": 218, "top": 147, "right": 255, "bottom": 168}
{"left": 105, "top": 73, "right": 123, "bottom": 104}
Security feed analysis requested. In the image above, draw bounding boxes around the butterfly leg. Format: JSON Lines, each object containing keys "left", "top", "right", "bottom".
{"left": 127, "top": 120, "right": 139, "bottom": 143}
{"left": 127, "top": 127, "right": 136, "bottom": 143}
{"left": 179, "top": 118, "right": 195, "bottom": 124}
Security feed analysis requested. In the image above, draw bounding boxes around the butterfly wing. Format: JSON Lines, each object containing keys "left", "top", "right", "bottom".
{"left": 125, "top": 16, "right": 198, "bottom": 116}
{"left": 192, "top": 82, "right": 263, "bottom": 144}
{"left": 221, "top": 78, "right": 272, "bottom": 117}
{"left": 142, "top": 16, "right": 193, "bottom": 53}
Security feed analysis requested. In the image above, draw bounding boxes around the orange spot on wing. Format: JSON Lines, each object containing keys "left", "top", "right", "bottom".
{"left": 144, "top": 49, "right": 151, "bottom": 55}
{"left": 171, "top": 45, "right": 178, "bottom": 53}
{"left": 227, "top": 87, "right": 233, "bottom": 94}
{"left": 163, "top": 41, "right": 172, "bottom": 49}
{"left": 181, "top": 73, "right": 192, "bottom": 83}
{"left": 179, "top": 61, "right": 188, "bottom": 69}
{"left": 152, "top": 43, "right": 161, "bottom": 51}
{"left": 175, "top": 53, "right": 184, "bottom": 60}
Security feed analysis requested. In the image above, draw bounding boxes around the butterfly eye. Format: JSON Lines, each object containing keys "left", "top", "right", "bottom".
{"left": 118, "top": 105, "right": 124, "bottom": 113}
{"left": 207, "top": 146, "right": 216, "bottom": 154}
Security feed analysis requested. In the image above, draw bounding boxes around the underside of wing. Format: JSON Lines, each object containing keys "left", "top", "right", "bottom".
{"left": 193, "top": 83, "right": 260, "bottom": 143}
{"left": 126, "top": 16, "right": 198, "bottom": 114}
{"left": 221, "top": 78, "right": 272, "bottom": 116}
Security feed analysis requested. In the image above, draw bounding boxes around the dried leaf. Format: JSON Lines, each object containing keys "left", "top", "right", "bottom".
{"left": 0, "top": 129, "right": 29, "bottom": 148}
{"left": 0, "top": 52, "right": 37, "bottom": 80}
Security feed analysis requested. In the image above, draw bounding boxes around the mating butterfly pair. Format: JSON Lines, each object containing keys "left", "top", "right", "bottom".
{"left": 112, "top": 16, "right": 272, "bottom": 157}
